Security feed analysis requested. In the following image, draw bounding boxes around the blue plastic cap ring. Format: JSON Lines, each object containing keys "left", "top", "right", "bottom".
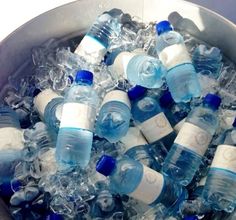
{"left": 75, "top": 70, "right": 93, "bottom": 85}
{"left": 128, "top": 85, "right": 147, "bottom": 101}
{"left": 96, "top": 155, "right": 116, "bottom": 177}
{"left": 233, "top": 117, "right": 236, "bottom": 127}
{"left": 159, "top": 91, "right": 174, "bottom": 108}
{"left": 203, "top": 93, "right": 221, "bottom": 110}
{"left": 155, "top": 20, "right": 173, "bottom": 35}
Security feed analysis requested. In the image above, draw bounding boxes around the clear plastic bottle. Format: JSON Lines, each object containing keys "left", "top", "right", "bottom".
{"left": 159, "top": 90, "right": 191, "bottom": 133}
{"left": 95, "top": 89, "right": 131, "bottom": 143}
{"left": 162, "top": 94, "right": 221, "bottom": 186}
{"left": 202, "top": 118, "right": 236, "bottom": 212}
{"left": 120, "top": 126, "right": 161, "bottom": 171}
{"left": 0, "top": 106, "right": 24, "bottom": 183}
{"left": 155, "top": 20, "right": 201, "bottom": 102}
{"left": 112, "top": 51, "right": 166, "bottom": 88}
{"left": 56, "top": 70, "right": 99, "bottom": 168}
{"left": 96, "top": 155, "right": 187, "bottom": 216}
{"left": 128, "top": 85, "right": 176, "bottom": 149}
{"left": 33, "top": 89, "right": 64, "bottom": 133}
{"left": 74, "top": 9, "right": 123, "bottom": 64}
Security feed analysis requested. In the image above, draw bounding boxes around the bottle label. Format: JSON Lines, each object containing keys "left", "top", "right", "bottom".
{"left": 159, "top": 44, "right": 191, "bottom": 70}
{"left": 173, "top": 118, "right": 186, "bottom": 133}
{"left": 34, "top": 89, "right": 61, "bottom": 119}
{"left": 0, "top": 127, "right": 24, "bottom": 151}
{"left": 174, "top": 122, "right": 212, "bottom": 156}
{"left": 139, "top": 112, "right": 173, "bottom": 143}
{"left": 120, "top": 127, "right": 148, "bottom": 151}
{"left": 211, "top": 145, "right": 236, "bottom": 173}
{"left": 129, "top": 165, "right": 164, "bottom": 204}
{"left": 60, "top": 103, "right": 96, "bottom": 130}
{"left": 74, "top": 35, "right": 106, "bottom": 64}
{"left": 101, "top": 90, "right": 131, "bottom": 109}
{"left": 112, "top": 52, "right": 136, "bottom": 78}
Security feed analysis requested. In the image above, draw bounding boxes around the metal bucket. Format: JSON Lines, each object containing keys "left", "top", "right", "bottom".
{"left": 1, "top": 0, "right": 236, "bottom": 91}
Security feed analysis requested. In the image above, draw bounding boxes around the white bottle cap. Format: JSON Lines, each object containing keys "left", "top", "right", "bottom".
{"left": 33, "top": 89, "right": 61, "bottom": 119}
{"left": 112, "top": 51, "right": 136, "bottom": 78}
{"left": 102, "top": 90, "right": 131, "bottom": 109}
{"left": 120, "top": 126, "right": 148, "bottom": 151}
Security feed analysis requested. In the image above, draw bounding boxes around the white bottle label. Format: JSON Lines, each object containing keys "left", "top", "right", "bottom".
{"left": 120, "top": 127, "right": 148, "bottom": 152}
{"left": 74, "top": 35, "right": 106, "bottom": 64}
{"left": 129, "top": 165, "right": 164, "bottom": 204}
{"left": 173, "top": 118, "right": 186, "bottom": 134}
{"left": 0, "top": 127, "right": 24, "bottom": 152}
{"left": 211, "top": 145, "right": 236, "bottom": 173}
{"left": 112, "top": 52, "right": 136, "bottom": 78}
{"left": 139, "top": 112, "right": 173, "bottom": 143}
{"left": 102, "top": 90, "right": 131, "bottom": 109}
{"left": 159, "top": 44, "right": 191, "bottom": 70}
{"left": 34, "top": 89, "right": 61, "bottom": 119}
{"left": 174, "top": 122, "right": 212, "bottom": 156}
{"left": 60, "top": 103, "right": 96, "bottom": 130}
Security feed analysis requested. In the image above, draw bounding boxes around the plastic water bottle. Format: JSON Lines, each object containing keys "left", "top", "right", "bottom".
{"left": 0, "top": 106, "right": 24, "bottom": 183}
{"left": 159, "top": 91, "right": 191, "bottom": 133}
{"left": 56, "top": 70, "right": 99, "bottom": 168}
{"left": 95, "top": 89, "right": 131, "bottom": 143}
{"left": 202, "top": 118, "right": 236, "bottom": 212}
{"left": 128, "top": 85, "right": 176, "bottom": 149}
{"left": 33, "top": 89, "right": 64, "bottom": 133}
{"left": 96, "top": 155, "right": 187, "bottom": 216}
{"left": 112, "top": 51, "right": 166, "bottom": 88}
{"left": 74, "top": 9, "right": 123, "bottom": 64}
{"left": 162, "top": 94, "right": 221, "bottom": 186}
{"left": 155, "top": 20, "right": 201, "bottom": 102}
{"left": 120, "top": 126, "right": 161, "bottom": 171}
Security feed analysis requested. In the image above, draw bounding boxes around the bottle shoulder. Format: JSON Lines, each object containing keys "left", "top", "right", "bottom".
{"left": 186, "top": 106, "right": 219, "bottom": 134}
{"left": 65, "top": 84, "right": 99, "bottom": 107}
{"left": 131, "top": 96, "right": 162, "bottom": 122}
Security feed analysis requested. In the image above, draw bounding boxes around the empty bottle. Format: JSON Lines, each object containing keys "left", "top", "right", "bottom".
{"left": 112, "top": 51, "right": 166, "bottom": 88}
{"left": 74, "top": 9, "right": 123, "bottom": 64}
{"left": 202, "top": 118, "right": 236, "bottom": 212}
{"left": 128, "top": 85, "right": 176, "bottom": 149}
{"left": 159, "top": 91, "right": 191, "bottom": 133}
{"left": 96, "top": 155, "right": 187, "bottom": 216}
{"left": 155, "top": 20, "right": 201, "bottom": 102}
{"left": 33, "top": 89, "right": 64, "bottom": 132}
{"left": 0, "top": 106, "right": 24, "bottom": 184}
{"left": 120, "top": 126, "right": 161, "bottom": 171}
{"left": 95, "top": 89, "right": 131, "bottom": 143}
{"left": 162, "top": 94, "right": 221, "bottom": 186}
{"left": 56, "top": 70, "right": 99, "bottom": 168}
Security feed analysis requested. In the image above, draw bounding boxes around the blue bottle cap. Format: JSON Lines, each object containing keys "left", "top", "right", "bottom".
{"left": 155, "top": 20, "right": 173, "bottom": 35}
{"left": 96, "top": 155, "right": 116, "bottom": 177}
{"left": 159, "top": 91, "right": 174, "bottom": 108}
{"left": 46, "top": 212, "right": 64, "bottom": 220}
{"left": 233, "top": 117, "right": 236, "bottom": 127}
{"left": 75, "top": 70, "right": 93, "bottom": 85}
{"left": 203, "top": 93, "right": 221, "bottom": 110}
{"left": 128, "top": 85, "right": 147, "bottom": 101}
